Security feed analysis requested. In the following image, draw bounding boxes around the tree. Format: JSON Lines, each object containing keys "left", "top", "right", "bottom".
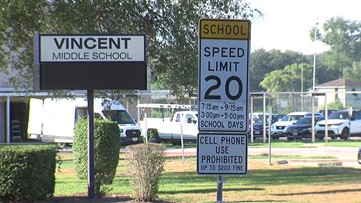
{"left": 0, "top": 0, "right": 262, "bottom": 102}
{"left": 310, "top": 17, "right": 361, "bottom": 81}
{"left": 311, "top": 52, "right": 339, "bottom": 85}
{"left": 147, "top": 1, "right": 261, "bottom": 102}
{"left": 250, "top": 49, "right": 309, "bottom": 92}
{"left": 260, "top": 63, "right": 313, "bottom": 92}
{"left": 0, "top": 0, "right": 50, "bottom": 88}
{"left": 343, "top": 61, "right": 361, "bottom": 82}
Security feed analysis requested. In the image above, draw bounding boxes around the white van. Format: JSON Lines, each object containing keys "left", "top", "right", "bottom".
{"left": 27, "top": 97, "right": 143, "bottom": 146}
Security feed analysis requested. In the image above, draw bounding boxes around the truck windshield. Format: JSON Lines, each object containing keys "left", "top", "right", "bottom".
{"left": 103, "top": 110, "right": 136, "bottom": 124}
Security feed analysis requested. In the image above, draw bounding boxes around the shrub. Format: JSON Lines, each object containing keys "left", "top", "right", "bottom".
{"left": 125, "top": 143, "right": 166, "bottom": 202}
{"left": 72, "top": 117, "right": 121, "bottom": 195}
{"left": 0, "top": 144, "right": 57, "bottom": 202}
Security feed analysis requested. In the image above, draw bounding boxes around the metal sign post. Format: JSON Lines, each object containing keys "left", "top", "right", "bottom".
{"left": 268, "top": 106, "right": 272, "bottom": 166}
{"left": 197, "top": 19, "right": 251, "bottom": 203}
{"left": 87, "top": 90, "right": 95, "bottom": 198}
{"left": 217, "top": 175, "right": 223, "bottom": 203}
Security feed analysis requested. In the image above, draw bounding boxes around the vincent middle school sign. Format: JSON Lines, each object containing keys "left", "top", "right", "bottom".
{"left": 39, "top": 35, "right": 145, "bottom": 62}
{"left": 33, "top": 34, "right": 146, "bottom": 90}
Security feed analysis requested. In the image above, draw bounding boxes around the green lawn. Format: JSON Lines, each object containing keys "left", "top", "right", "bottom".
{"left": 49, "top": 152, "right": 361, "bottom": 202}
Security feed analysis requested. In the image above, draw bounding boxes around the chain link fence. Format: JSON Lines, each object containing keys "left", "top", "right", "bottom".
{"left": 250, "top": 92, "right": 318, "bottom": 114}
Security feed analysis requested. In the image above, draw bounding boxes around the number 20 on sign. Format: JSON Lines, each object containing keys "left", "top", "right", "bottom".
{"left": 198, "top": 19, "right": 251, "bottom": 133}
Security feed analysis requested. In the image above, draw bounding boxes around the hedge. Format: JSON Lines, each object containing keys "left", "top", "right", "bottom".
{"left": 0, "top": 144, "right": 57, "bottom": 202}
{"left": 72, "top": 117, "right": 121, "bottom": 195}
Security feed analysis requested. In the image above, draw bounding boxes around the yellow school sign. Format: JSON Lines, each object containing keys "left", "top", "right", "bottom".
{"left": 199, "top": 19, "right": 250, "bottom": 40}
{"left": 197, "top": 18, "right": 250, "bottom": 175}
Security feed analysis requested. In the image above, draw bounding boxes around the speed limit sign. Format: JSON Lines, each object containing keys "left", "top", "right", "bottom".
{"left": 198, "top": 19, "right": 250, "bottom": 132}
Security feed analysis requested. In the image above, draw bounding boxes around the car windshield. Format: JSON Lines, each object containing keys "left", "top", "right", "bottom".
{"left": 295, "top": 117, "right": 312, "bottom": 125}
{"left": 280, "top": 115, "right": 303, "bottom": 122}
{"left": 305, "top": 113, "right": 323, "bottom": 117}
{"left": 272, "top": 115, "right": 281, "bottom": 120}
{"left": 255, "top": 115, "right": 270, "bottom": 124}
{"left": 328, "top": 111, "right": 349, "bottom": 119}
{"left": 103, "top": 110, "right": 136, "bottom": 124}
{"left": 271, "top": 115, "right": 284, "bottom": 123}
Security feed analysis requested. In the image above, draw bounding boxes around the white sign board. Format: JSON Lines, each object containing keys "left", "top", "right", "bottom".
{"left": 197, "top": 134, "right": 247, "bottom": 175}
{"left": 37, "top": 35, "right": 145, "bottom": 62}
{"left": 198, "top": 19, "right": 250, "bottom": 132}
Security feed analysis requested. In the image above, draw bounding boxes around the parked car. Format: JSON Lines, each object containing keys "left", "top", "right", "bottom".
{"left": 271, "top": 114, "right": 286, "bottom": 124}
{"left": 285, "top": 116, "right": 325, "bottom": 140}
{"left": 304, "top": 112, "right": 324, "bottom": 117}
{"left": 358, "top": 146, "right": 361, "bottom": 164}
{"left": 319, "top": 109, "right": 339, "bottom": 117}
{"left": 250, "top": 115, "right": 270, "bottom": 139}
{"left": 249, "top": 114, "right": 285, "bottom": 140}
{"left": 270, "top": 112, "right": 309, "bottom": 139}
{"left": 249, "top": 112, "right": 268, "bottom": 123}
{"left": 251, "top": 119, "right": 267, "bottom": 139}
{"left": 315, "top": 110, "right": 361, "bottom": 140}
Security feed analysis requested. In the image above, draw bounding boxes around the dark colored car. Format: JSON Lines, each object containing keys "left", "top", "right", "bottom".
{"left": 251, "top": 118, "right": 269, "bottom": 139}
{"left": 250, "top": 114, "right": 285, "bottom": 139}
{"left": 358, "top": 146, "right": 361, "bottom": 164}
{"left": 285, "top": 116, "right": 325, "bottom": 140}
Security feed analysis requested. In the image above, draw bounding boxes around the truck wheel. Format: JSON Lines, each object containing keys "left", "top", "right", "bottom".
{"left": 171, "top": 140, "right": 181, "bottom": 146}
{"left": 58, "top": 143, "right": 67, "bottom": 149}
{"left": 340, "top": 128, "right": 349, "bottom": 140}
{"left": 147, "top": 129, "right": 161, "bottom": 143}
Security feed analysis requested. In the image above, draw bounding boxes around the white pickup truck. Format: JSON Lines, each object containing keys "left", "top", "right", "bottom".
{"left": 139, "top": 110, "right": 198, "bottom": 145}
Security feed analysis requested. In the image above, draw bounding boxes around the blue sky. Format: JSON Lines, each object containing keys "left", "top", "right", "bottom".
{"left": 249, "top": 0, "right": 361, "bottom": 54}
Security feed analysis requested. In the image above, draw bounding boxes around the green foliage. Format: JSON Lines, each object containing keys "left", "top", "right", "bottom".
{"left": 260, "top": 63, "right": 313, "bottom": 92}
{"left": 313, "top": 53, "right": 340, "bottom": 85}
{"left": 312, "top": 17, "right": 361, "bottom": 81}
{"left": 256, "top": 17, "right": 361, "bottom": 91}
{"left": 0, "top": 0, "right": 50, "bottom": 88}
{"left": 327, "top": 101, "right": 344, "bottom": 110}
{"left": 343, "top": 61, "right": 361, "bottom": 82}
{"left": 125, "top": 143, "right": 166, "bottom": 202}
{"left": 0, "top": 0, "right": 261, "bottom": 100}
{"left": 150, "top": 109, "right": 173, "bottom": 118}
{"left": 145, "top": 1, "right": 261, "bottom": 102}
{"left": 250, "top": 49, "right": 310, "bottom": 91}
{"left": 148, "top": 130, "right": 155, "bottom": 143}
{"left": 72, "top": 117, "right": 121, "bottom": 196}
{"left": 318, "top": 101, "right": 344, "bottom": 111}
{"left": 0, "top": 144, "right": 57, "bottom": 202}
